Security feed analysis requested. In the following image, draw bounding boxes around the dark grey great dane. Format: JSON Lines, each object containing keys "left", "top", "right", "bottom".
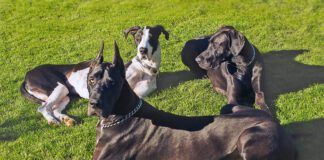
{"left": 181, "top": 26, "right": 273, "bottom": 115}
{"left": 86, "top": 41, "right": 296, "bottom": 160}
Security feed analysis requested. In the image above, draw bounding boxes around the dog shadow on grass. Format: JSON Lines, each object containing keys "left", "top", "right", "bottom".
{"left": 157, "top": 50, "right": 324, "bottom": 107}
{"left": 262, "top": 50, "right": 324, "bottom": 107}
{"left": 285, "top": 118, "right": 324, "bottom": 160}
{"left": 157, "top": 70, "right": 196, "bottom": 91}
{"left": 0, "top": 115, "right": 41, "bottom": 142}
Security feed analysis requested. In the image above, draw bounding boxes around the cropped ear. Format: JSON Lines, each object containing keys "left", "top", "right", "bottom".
{"left": 154, "top": 25, "right": 169, "bottom": 40}
{"left": 94, "top": 41, "right": 104, "bottom": 65}
{"left": 124, "top": 26, "right": 141, "bottom": 39}
{"left": 228, "top": 29, "right": 245, "bottom": 56}
{"left": 113, "top": 41, "right": 125, "bottom": 78}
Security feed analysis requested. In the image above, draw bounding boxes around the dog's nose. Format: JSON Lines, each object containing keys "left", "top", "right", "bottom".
{"left": 139, "top": 47, "right": 148, "bottom": 54}
{"left": 195, "top": 57, "right": 203, "bottom": 63}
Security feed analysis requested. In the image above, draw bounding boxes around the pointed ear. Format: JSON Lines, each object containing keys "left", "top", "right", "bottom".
{"left": 113, "top": 41, "right": 125, "bottom": 78}
{"left": 124, "top": 26, "right": 141, "bottom": 39}
{"left": 154, "top": 25, "right": 169, "bottom": 40}
{"left": 94, "top": 41, "right": 104, "bottom": 65}
{"left": 228, "top": 29, "right": 245, "bottom": 56}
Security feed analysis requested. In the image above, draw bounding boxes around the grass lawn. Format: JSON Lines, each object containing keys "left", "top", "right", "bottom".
{"left": 0, "top": 0, "right": 323, "bottom": 159}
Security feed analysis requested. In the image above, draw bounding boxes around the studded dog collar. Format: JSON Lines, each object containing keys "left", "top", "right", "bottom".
{"left": 101, "top": 99, "right": 143, "bottom": 129}
{"left": 134, "top": 56, "right": 159, "bottom": 75}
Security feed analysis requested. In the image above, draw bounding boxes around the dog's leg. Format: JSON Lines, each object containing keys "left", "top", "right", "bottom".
{"left": 133, "top": 79, "right": 156, "bottom": 98}
{"left": 225, "top": 76, "right": 240, "bottom": 105}
{"left": 237, "top": 124, "right": 278, "bottom": 160}
{"left": 221, "top": 63, "right": 241, "bottom": 105}
{"left": 251, "top": 63, "right": 273, "bottom": 115}
{"left": 38, "top": 102, "right": 60, "bottom": 125}
{"left": 37, "top": 82, "right": 69, "bottom": 125}
{"left": 53, "top": 96, "right": 76, "bottom": 127}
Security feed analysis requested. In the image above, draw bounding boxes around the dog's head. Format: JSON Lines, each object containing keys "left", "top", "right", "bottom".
{"left": 124, "top": 25, "right": 169, "bottom": 61}
{"left": 87, "top": 41, "right": 125, "bottom": 118}
{"left": 195, "top": 26, "right": 246, "bottom": 70}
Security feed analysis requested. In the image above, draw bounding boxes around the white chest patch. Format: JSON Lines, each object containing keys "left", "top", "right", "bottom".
{"left": 67, "top": 67, "right": 90, "bottom": 99}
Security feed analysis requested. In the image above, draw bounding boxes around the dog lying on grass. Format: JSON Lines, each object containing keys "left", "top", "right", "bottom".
{"left": 20, "top": 25, "right": 168, "bottom": 126}
{"left": 181, "top": 26, "right": 273, "bottom": 115}
{"left": 124, "top": 25, "right": 169, "bottom": 98}
{"left": 87, "top": 41, "right": 296, "bottom": 160}
{"left": 20, "top": 45, "right": 102, "bottom": 126}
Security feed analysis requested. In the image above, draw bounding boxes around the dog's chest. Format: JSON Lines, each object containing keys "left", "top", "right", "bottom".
{"left": 67, "top": 68, "right": 89, "bottom": 98}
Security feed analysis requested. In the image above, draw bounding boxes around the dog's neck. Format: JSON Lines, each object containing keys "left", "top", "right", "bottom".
{"left": 101, "top": 79, "right": 214, "bottom": 131}
{"left": 231, "top": 39, "right": 255, "bottom": 67}
{"left": 229, "top": 39, "right": 256, "bottom": 80}
{"left": 132, "top": 45, "right": 161, "bottom": 75}
{"left": 151, "top": 44, "right": 161, "bottom": 67}
{"left": 133, "top": 56, "right": 159, "bottom": 75}
{"left": 111, "top": 80, "right": 140, "bottom": 116}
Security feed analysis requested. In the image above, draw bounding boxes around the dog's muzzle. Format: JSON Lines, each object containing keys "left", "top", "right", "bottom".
{"left": 88, "top": 99, "right": 99, "bottom": 116}
{"left": 87, "top": 105, "right": 97, "bottom": 116}
{"left": 139, "top": 47, "right": 148, "bottom": 55}
{"left": 195, "top": 57, "right": 203, "bottom": 63}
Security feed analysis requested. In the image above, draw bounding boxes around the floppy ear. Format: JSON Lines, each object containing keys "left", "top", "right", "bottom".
{"left": 113, "top": 41, "right": 125, "bottom": 78}
{"left": 228, "top": 29, "right": 245, "bottom": 56}
{"left": 154, "top": 25, "right": 169, "bottom": 40}
{"left": 124, "top": 26, "right": 141, "bottom": 39}
{"left": 218, "top": 26, "right": 235, "bottom": 32}
{"left": 94, "top": 41, "right": 104, "bottom": 65}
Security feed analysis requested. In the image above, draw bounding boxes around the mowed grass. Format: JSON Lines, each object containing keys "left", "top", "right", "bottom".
{"left": 0, "top": 0, "right": 323, "bottom": 159}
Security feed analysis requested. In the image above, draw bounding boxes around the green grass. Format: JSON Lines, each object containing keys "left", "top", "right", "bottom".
{"left": 0, "top": 0, "right": 323, "bottom": 159}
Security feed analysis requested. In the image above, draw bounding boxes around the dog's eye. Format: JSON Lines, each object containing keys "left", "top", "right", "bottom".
{"left": 89, "top": 78, "right": 95, "bottom": 85}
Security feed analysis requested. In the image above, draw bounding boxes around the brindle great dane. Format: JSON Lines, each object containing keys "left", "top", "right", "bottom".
{"left": 86, "top": 41, "right": 296, "bottom": 160}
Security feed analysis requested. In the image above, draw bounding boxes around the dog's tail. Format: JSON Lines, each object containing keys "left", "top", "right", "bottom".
{"left": 20, "top": 81, "right": 44, "bottom": 104}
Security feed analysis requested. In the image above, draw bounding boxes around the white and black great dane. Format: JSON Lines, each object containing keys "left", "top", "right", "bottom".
{"left": 124, "top": 25, "right": 169, "bottom": 98}
{"left": 20, "top": 43, "right": 105, "bottom": 126}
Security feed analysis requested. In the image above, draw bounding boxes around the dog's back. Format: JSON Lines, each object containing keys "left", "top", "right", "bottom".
{"left": 220, "top": 108, "right": 296, "bottom": 160}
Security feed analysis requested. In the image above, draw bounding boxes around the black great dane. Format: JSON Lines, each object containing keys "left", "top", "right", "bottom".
{"left": 87, "top": 41, "right": 296, "bottom": 160}
{"left": 181, "top": 26, "right": 273, "bottom": 115}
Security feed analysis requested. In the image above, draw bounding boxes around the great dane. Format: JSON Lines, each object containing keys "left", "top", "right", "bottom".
{"left": 181, "top": 26, "right": 273, "bottom": 115}
{"left": 124, "top": 25, "right": 169, "bottom": 98}
{"left": 20, "top": 31, "right": 167, "bottom": 126}
{"left": 87, "top": 41, "right": 296, "bottom": 160}
{"left": 20, "top": 43, "right": 107, "bottom": 126}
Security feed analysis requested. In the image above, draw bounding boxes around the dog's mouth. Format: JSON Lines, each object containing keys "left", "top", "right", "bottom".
{"left": 88, "top": 104, "right": 99, "bottom": 116}
{"left": 137, "top": 54, "right": 148, "bottom": 60}
{"left": 141, "top": 55, "right": 148, "bottom": 60}
{"left": 212, "top": 59, "right": 228, "bottom": 68}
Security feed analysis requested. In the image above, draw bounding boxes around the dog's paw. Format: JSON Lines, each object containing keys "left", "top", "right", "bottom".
{"left": 63, "top": 117, "right": 76, "bottom": 127}
{"left": 48, "top": 119, "right": 60, "bottom": 126}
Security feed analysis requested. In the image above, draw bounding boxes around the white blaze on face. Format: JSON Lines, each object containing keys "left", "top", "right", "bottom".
{"left": 137, "top": 27, "right": 153, "bottom": 60}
